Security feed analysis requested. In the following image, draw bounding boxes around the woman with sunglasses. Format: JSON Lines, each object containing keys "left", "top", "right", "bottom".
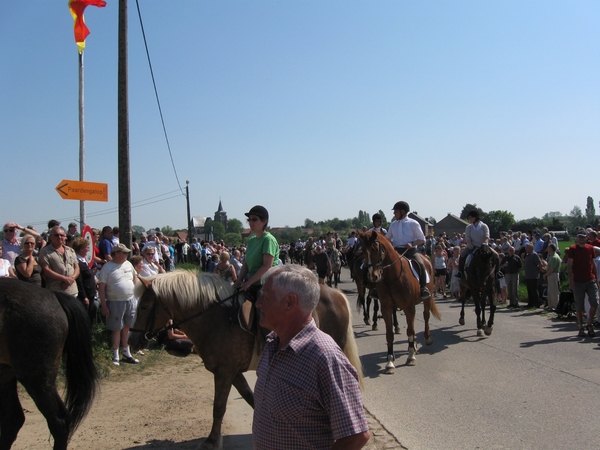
{"left": 14, "top": 235, "right": 42, "bottom": 285}
{"left": 1, "top": 222, "right": 40, "bottom": 267}
{"left": 234, "top": 205, "right": 280, "bottom": 299}
{"left": 138, "top": 245, "right": 165, "bottom": 277}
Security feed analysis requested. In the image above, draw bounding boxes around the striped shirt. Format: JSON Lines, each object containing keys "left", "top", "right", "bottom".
{"left": 253, "top": 320, "right": 368, "bottom": 449}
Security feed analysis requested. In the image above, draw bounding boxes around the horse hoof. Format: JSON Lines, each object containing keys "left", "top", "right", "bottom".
{"left": 198, "top": 436, "right": 222, "bottom": 449}
{"left": 372, "top": 324, "right": 378, "bottom": 331}
{"left": 477, "top": 329, "right": 484, "bottom": 337}
{"left": 406, "top": 357, "right": 416, "bottom": 366}
{"left": 425, "top": 336, "right": 433, "bottom": 346}
{"left": 484, "top": 326, "right": 493, "bottom": 336}
{"left": 459, "top": 318, "right": 465, "bottom": 326}
{"left": 395, "top": 327, "right": 401, "bottom": 335}
{"left": 384, "top": 362, "right": 396, "bottom": 374}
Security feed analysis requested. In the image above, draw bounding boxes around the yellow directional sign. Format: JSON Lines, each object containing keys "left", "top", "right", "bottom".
{"left": 55, "top": 180, "right": 108, "bottom": 202}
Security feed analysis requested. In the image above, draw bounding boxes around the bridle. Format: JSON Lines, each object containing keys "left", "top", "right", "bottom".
{"left": 130, "top": 287, "right": 244, "bottom": 341}
{"left": 364, "top": 239, "right": 403, "bottom": 274}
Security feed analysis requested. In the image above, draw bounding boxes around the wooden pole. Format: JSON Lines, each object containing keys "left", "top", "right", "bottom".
{"left": 78, "top": 51, "right": 86, "bottom": 227}
{"left": 118, "top": 0, "right": 132, "bottom": 248}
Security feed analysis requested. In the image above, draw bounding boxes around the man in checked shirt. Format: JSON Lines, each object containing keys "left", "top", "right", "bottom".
{"left": 253, "top": 264, "right": 370, "bottom": 450}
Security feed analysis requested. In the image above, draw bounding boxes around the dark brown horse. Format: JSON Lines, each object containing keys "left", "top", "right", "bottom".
{"left": 130, "top": 270, "right": 362, "bottom": 450}
{"left": 359, "top": 231, "right": 441, "bottom": 373}
{"left": 458, "top": 245, "right": 498, "bottom": 336}
{"left": 0, "top": 279, "right": 98, "bottom": 450}
{"left": 353, "top": 252, "right": 400, "bottom": 333}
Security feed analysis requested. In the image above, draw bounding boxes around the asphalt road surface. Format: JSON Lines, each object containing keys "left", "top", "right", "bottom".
{"left": 338, "top": 267, "right": 600, "bottom": 450}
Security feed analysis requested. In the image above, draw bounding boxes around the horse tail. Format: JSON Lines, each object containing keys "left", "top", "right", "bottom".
{"left": 339, "top": 292, "right": 364, "bottom": 391}
{"left": 429, "top": 296, "right": 442, "bottom": 321}
{"left": 55, "top": 291, "right": 99, "bottom": 438}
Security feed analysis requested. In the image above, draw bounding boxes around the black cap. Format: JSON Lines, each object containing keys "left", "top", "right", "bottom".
{"left": 245, "top": 205, "right": 269, "bottom": 221}
{"left": 372, "top": 213, "right": 382, "bottom": 222}
{"left": 392, "top": 201, "right": 410, "bottom": 213}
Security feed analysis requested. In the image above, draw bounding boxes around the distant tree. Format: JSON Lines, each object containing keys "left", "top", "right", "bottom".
{"left": 542, "top": 211, "right": 562, "bottom": 220}
{"left": 132, "top": 225, "right": 145, "bottom": 237}
{"left": 585, "top": 196, "right": 596, "bottom": 224}
{"left": 569, "top": 205, "right": 586, "bottom": 229}
{"left": 226, "top": 218, "right": 243, "bottom": 234}
{"left": 210, "top": 222, "right": 226, "bottom": 241}
{"left": 304, "top": 218, "right": 315, "bottom": 228}
{"left": 223, "top": 232, "right": 242, "bottom": 247}
{"left": 484, "top": 210, "right": 515, "bottom": 238}
{"left": 459, "top": 203, "right": 484, "bottom": 220}
{"left": 377, "top": 210, "right": 388, "bottom": 225}
{"left": 161, "top": 226, "right": 174, "bottom": 236}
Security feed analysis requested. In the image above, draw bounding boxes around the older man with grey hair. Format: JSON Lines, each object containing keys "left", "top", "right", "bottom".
{"left": 253, "top": 264, "right": 370, "bottom": 450}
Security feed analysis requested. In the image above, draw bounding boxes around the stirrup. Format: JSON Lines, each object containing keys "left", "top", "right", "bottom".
{"left": 420, "top": 287, "right": 431, "bottom": 299}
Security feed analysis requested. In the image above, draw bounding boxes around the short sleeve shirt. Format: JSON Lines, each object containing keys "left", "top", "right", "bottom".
{"left": 569, "top": 244, "right": 596, "bottom": 282}
{"left": 98, "top": 260, "right": 135, "bottom": 301}
{"left": 39, "top": 243, "right": 79, "bottom": 295}
{"left": 253, "top": 320, "right": 368, "bottom": 450}
{"left": 244, "top": 232, "right": 280, "bottom": 285}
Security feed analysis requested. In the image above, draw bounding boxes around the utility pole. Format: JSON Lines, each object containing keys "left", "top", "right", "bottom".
{"left": 118, "top": 0, "right": 131, "bottom": 248}
{"left": 186, "top": 181, "right": 192, "bottom": 244}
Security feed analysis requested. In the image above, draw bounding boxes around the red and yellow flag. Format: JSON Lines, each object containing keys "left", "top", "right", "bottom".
{"left": 69, "top": 0, "right": 107, "bottom": 54}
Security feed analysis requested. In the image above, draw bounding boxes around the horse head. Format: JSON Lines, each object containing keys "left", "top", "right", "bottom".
{"left": 359, "top": 230, "right": 387, "bottom": 283}
{"left": 130, "top": 277, "right": 170, "bottom": 351}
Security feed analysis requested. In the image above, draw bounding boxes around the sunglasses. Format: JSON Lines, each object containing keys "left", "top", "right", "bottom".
{"left": 52, "top": 234, "right": 67, "bottom": 238}
{"left": 3, "top": 228, "right": 15, "bottom": 232}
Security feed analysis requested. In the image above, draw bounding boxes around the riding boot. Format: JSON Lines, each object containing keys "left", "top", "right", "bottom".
{"left": 416, "top": 259, "right": 431, "bottom": 299}
{"left": 456, "top": 256, "right": 464, "bottom": 279}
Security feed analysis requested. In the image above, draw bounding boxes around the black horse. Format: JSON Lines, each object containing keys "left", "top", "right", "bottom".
{"left": 0, "top": 279, "right": 98, "bottom": 449}
{"left": 458, "top": 245, "right": 498, "bottom": 336}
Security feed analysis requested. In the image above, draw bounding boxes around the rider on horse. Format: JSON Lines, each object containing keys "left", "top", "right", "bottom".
{"left": 386, "top": 201, "right": 431, "bottom": 299}
{"left": 456, "top": 210, "right": 500, "bottom": 279}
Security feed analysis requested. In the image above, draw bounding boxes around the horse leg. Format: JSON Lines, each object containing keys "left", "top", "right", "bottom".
{"left": 474, "top": 295, "right": 484, "bottom": 336}
{"left": 405, "top": 304, "right": 417, "bottom": 366}
{"left": 20, "top": 377, "right": 70, "bottom": 450}
{"left": 371, "top": 296, "right": 378, "bottom": 331}
{"left": 201, "top": 374, "right": 234, "bottom": 450}
{"left": 0, "top": 374, "right": 25, "bottom": 450}
{"left": 232, "top": 372, "right": 255, "bottom": 408}
{"left": 423, "top": 299, "right": 433, "bottom": 345}
{"left": 485, "top": 285, "right": 496, "bottom": 336}
{"left": 393, "top": 308, "right": 401, "bottom": 335}
{"left": 380, "top": 303, "right": 396, "bottom": 374}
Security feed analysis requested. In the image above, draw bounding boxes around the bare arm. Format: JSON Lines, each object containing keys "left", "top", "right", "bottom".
{"left": 331, "top": 431, "right": 371, "bottom": 450}
{"left": 242, "top": 254, "right": 275, "bottom": 290}
{"left": 15, "top": 256, "right": 35, "bottom": 278}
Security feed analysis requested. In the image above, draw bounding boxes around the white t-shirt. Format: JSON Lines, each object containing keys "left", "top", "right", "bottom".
{"left": 98, "top": 260, "right": 136, "bottom": 301}
{"left": 0, "top": 259, "right": 12, "bottom": 277}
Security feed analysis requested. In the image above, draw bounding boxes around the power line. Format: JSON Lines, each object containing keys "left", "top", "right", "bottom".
{"left": 135, "top": 0, "right": 184, "bottom": 194}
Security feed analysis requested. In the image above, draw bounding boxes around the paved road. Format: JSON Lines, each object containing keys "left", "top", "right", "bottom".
{"left": 338, "top": 267, "right": 600, "bottom": 450}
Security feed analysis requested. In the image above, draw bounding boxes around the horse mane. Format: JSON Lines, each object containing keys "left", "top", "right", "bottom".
{"left": 136, "top": 270, "right": 235, "bottom": 310}
{"left": 362, "top": 230, "right": 395, "bottom": 256}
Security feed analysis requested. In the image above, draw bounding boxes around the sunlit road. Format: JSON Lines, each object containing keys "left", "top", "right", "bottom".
{"left": 338, "top": 268, "right": 600, "bottom": 450}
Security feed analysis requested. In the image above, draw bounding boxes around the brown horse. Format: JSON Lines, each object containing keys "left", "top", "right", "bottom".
{"left": 359, "top": 230, "right": 441, "bottom": 373}
{"left": 353, "top": 251, "right": 400, "bottom": 333}
{"left": 129, "top": 270, "right": 362, "bottom": 450}
{"left": 0, "top": 279, "right": 98, "bottom": 450}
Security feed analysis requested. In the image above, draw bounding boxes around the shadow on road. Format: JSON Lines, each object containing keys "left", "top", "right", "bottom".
{"left": 123, "top": 434, "right": 253, "bottom": 449}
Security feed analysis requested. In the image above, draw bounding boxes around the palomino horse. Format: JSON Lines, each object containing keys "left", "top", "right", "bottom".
{"left": 326, "top": 247, "right": 342, "bottom": 288}
{"left": 359, "top": 230, "right": 441, "bottom": 373}
{"left": 0, "top": 279, "right": 98, "bottom": 450}
{"left": 458, "top": 245, "right": 498, "bottom": 336}
{"left": 353, "top": 252, "right": 400, "bottom": 333}
{"left": 130, "top": 270, "right": 362, "bottom": 450}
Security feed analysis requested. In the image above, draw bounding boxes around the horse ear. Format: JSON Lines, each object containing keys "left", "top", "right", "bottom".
{"left": 367, "top": 230, "right": 377, "bottom": 244}
{"left": 140, "top": 277, "right": 152, "bottom": 289}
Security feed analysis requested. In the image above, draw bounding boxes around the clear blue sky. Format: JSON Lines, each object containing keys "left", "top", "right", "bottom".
{"left": 1, "top": 1, "right": 598, "bottom": 231}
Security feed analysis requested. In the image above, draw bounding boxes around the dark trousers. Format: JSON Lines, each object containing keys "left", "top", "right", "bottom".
{"left": 526, "top": 278, "right": 540, "bottom": 307}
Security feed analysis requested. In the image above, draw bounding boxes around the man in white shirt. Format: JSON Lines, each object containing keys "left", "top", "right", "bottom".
{"left": 386, "top": 201, "right": 430, "bottom": 299}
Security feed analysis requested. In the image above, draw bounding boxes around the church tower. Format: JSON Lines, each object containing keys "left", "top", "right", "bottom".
{"left": 214, "top": 199, "right": 228, "bottom": 228}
